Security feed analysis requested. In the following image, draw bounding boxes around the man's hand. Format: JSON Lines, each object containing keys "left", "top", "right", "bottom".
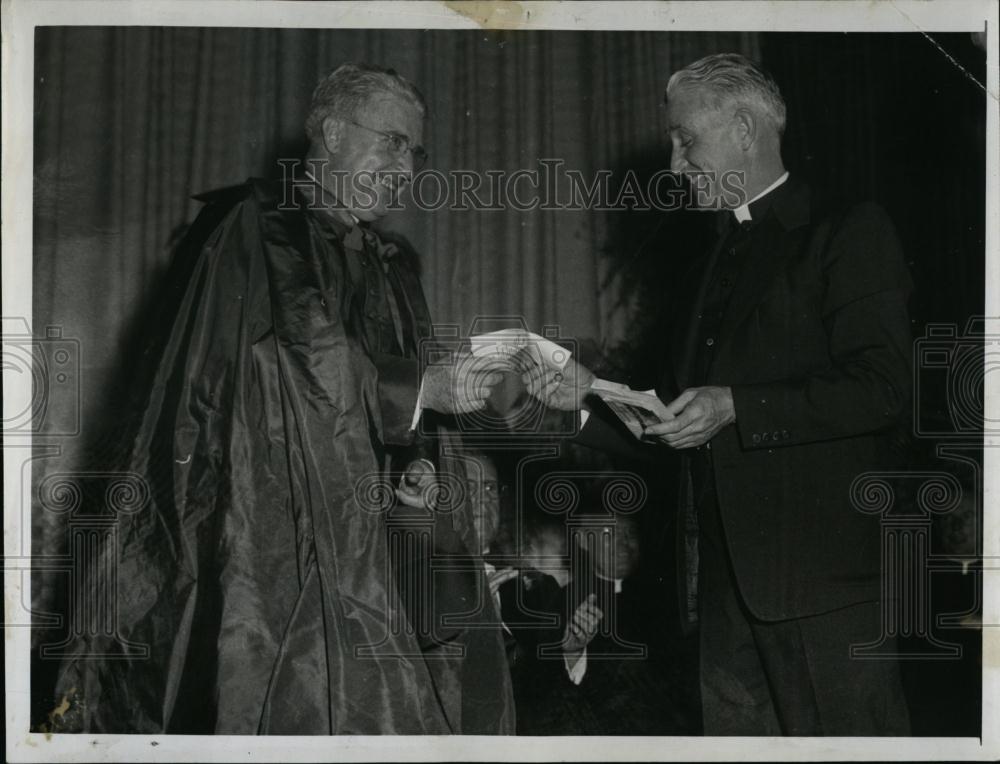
{"left": 522, "top": 356, "right": 596, "bottom": 411}
{"left": 644, "top": 386, "right": 735, "bottom": 449}
{"left": 420, "top": 349, "right": 504, "bottom": 414}
{"left": 395, "top": 458, "right": 437, "bottom": 509}
{"left": 562, "top": 593, "right": 603, "bottom": 654}
{"left": 488, "top": 567, "right": 519, "bottom": 598}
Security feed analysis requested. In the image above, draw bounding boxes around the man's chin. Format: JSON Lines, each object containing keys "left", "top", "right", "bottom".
{"left": 688, "top": 190, "right": 729, "bottom": 212}
{"left": 349, "top": 192, "right": 399, "bottom": 222}
{"left": 351, "top": 199, "right": 397, "bottom": 222}
{"left": 352, "top": 208, "right": 385, "bottom": 223}
{"left": 681, "top": 174, "right": 726, "bottom": 211}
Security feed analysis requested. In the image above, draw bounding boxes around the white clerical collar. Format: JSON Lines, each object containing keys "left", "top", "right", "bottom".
{"left": 733, "top": 171, "right": 789, "bottom": 223}
{"left": 595, "top": 572, "right": 624, "bottom": 594}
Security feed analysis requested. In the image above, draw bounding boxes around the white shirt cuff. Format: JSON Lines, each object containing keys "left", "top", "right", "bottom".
{"left": 564, "top": 648, "right": 588, "bottom": 685}
{"left": 409, "top": 375, "right": 426, "bottom": 432}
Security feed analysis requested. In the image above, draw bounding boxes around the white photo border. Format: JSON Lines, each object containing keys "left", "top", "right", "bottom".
{"left": 3, "top": 1, "right": 998, "bottom": 761}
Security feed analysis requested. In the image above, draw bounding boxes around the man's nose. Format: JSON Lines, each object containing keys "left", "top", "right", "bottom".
{"left": 670, "top": 152, "right": 687, "bottom": 174}
{"left": 394, "top": 150, "right": 415, "bottom": 177}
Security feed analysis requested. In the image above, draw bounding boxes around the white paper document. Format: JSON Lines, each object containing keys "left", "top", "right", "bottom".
{"left": 469, "top": 328, "right": 571, "bottom": 371}
{"left": 590, "top": 378, "right": 672, "bottom": 439}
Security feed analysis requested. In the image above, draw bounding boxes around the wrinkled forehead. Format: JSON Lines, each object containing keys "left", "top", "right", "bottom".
{"left": 666, "top": 85, "right": 724, "bottom": 130}
{"left": 357, "top": 92, "right": 425, "bottom": 141}
{"left": 467, "top": 455, "right": 498, "bottom": 481}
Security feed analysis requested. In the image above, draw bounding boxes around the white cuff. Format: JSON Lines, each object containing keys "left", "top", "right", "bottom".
{"left": 564, "top": 648, "right": 588, "bottom": 685}
{"left": 409, "top": 375, "right": 426, "bottom": 432}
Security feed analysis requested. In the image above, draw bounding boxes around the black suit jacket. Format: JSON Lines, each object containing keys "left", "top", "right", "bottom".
{"left": 578, "top": 177, "right": 912, "bottom": 623}
{"left": 666, "top": 177, "right": 913, "bottom": 621}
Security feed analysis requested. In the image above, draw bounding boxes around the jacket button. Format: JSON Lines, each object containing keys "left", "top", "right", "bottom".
{"left": 761, "top": 432, "right": 770, "bottom": 442}
{"left": 752, "top": 433, "right": 761, "bottom": 445}
{"left": 706, "top": 337, "right": 715, "bottom": 347}
{"left": 772, "top": 430, "right": 781, "bottom": 441}
{"left": 782, "top": 429, "right": 790, "bottom": 439}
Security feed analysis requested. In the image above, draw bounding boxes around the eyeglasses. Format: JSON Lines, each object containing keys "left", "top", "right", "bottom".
{"left": 345, "top": 119, "right": 428, "bottom": 171}
{"left": 466, "top": 480, "right": 508, "bottom": 497}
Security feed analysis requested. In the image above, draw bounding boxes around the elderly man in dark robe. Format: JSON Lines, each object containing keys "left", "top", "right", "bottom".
{"left": 53, "top": 63, "right": 513, "bottom": 735}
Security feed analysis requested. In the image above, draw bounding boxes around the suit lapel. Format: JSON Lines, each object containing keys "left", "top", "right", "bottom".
{"left": 668, "top": 178, "right": 812, "bottom": 391}
{"left": 714, "top": 217, "right": 792, "bottom": 348}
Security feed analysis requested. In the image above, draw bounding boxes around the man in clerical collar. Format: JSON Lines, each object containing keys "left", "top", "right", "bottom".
{"left": 650, "top": 52, "right": 912, "bottom": 737}
{"left": 529, "top": 53, "right": 912, "bottom": 736}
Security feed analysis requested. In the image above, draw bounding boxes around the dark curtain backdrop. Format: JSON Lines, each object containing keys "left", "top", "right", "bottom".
{"left": 762, "top": 32, "right": 987, "bottom": 331}
{"left": 763, "top": 32, "right": 987, "bottom": 737}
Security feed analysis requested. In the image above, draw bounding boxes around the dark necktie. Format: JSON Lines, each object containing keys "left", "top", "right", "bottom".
{"left": 343, "top": 225, "right": 415, "bottom": 357}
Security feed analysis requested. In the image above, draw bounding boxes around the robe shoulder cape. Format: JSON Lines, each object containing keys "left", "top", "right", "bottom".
{"left": 53, "top": 178, "right": 512, "bottom": 734}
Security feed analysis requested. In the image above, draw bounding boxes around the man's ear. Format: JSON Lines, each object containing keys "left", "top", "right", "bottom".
{"left": 321, "top": 115, "right": 344, "bottom": 154}
{"left": 733, "top": 107, "right": 756, "bottom": 151}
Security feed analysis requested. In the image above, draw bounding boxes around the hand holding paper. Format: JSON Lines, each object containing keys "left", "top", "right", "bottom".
{"left": 521, "top": 356, "right": 596, "bottom": 411}
{"left": 588, "top": 379, "right": 672, "bottom": 439}
{"left": 644, "top": 386, "right": 735, "bottom": 449}
{"left": 467, "top": 328, "right": 593, "bottom": 411}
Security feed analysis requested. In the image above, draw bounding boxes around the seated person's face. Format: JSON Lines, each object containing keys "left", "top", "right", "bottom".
{"left": 518, "top": 527, "right": 569, "bottom": 588}
{"left": 468, "top": 457, "right": 501, "bottom": 552}
{"left": 575, "top": 517, "right": 640, "bottom": 580}
{"left": 521, "top": 527, "right": 567, "bottom": 571}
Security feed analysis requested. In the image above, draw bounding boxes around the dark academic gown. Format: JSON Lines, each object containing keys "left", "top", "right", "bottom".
{"left": 53, "top": 177, "right": 514, "bottom": 734}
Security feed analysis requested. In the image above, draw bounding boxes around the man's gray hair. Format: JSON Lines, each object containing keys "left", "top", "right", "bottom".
{"left": 305, "top": 62, "right": 427, "bottom": 144}
{"left": 666, "top": 53, "right": 786, "bottom": 136}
